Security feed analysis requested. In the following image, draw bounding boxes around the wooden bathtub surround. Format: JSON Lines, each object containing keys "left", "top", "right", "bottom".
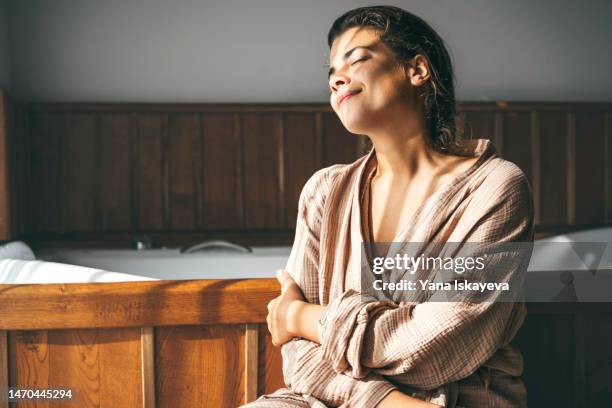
{"left": 0, "top": 278, "right": 284, "bottom": 407}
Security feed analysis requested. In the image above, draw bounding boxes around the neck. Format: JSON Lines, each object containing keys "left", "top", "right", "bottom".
{"left": 368, "top": 108, "right": 447, "bottom": 180}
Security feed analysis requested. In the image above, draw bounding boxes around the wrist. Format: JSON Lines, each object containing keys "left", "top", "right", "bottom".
{"left": 287, "top": 299, "right": 305, "bottom": 337}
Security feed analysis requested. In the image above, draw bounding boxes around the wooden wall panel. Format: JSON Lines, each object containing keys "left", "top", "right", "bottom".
{"left": 322, "top": 112, "right": 361, "bottom": 166}
{"left": 11, "top": 104, "right": 30, "bottom": 238}
{"left": 258, "top": 325, "right": 284, "bottom": 397}
{"left": 97, "top": 328, "right": 143, "bottom": 408}
{"left": 63, "top": 114, "right": 98, "bottom": 231}
{"left": 9, "top": 330, "right": 50, "bottom": 408}
{"left": 99, "top": 115, "right": 133, "bottom": 231}
{"left": 502, "top": 111, "right": 533, "bottom": 183}
{"left": 283, "top": 113, "right": 319, "bottom": 228}
{"left": 9, "top": 329, "right": 143, "bottom": 408}
{"left": 243, "top": 113, "right": 283, "bottom": 229}
{"left": 513, "top": 314, "right": 575, "bottom": 408}
{"left": 464, "top": 111, "right": 495, "bottom": 140}
{"left": 201, "top": 113, "right": 243, "bottom": 229}
{"left": 574, "top": 112, "right": 606, "bottom": 225}
{"left": 134, "top": 114, "right": 166, "bottom": 231}
{"left": 539, "top": 112, "right": 568, "bottom": 225}
{"left": 583, "top": 314, "right": 612, "bottom": 406}
{"left": 156, "top": 325, "right": 245, "bottom": 408}
{"left": 167, "top": 114, "right": 200, "bottom": 230}
{"left": 16, "top": 102, "right": 612, "bottom": 244}
{"left": 0, "top": 91, "right": 9, "bottom": 240}
{"left": 29, "top": 114, "right": 66, "bottom": 233}
{"left": 607, "top": 113, "right": 612, "bottom": 224}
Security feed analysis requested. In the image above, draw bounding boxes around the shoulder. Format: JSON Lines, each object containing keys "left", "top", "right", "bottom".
{"left": 300, "top": 154, "right": 370, "bottom": 204}
{"left": 474, "top": 157, "right": 533, "bottom": 207}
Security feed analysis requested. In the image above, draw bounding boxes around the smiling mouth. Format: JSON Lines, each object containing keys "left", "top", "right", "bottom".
{"left": 338, "top": 91, "right": 361, "bottom": 106}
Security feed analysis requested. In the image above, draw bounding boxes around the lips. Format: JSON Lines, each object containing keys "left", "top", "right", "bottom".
{"left": 338, "top": 90, "right": 361, "bottom": 106}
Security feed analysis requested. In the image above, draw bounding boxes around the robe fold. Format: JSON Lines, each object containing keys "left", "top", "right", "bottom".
{"left": 241, "top": 138, "right": 533, "bottom": 408}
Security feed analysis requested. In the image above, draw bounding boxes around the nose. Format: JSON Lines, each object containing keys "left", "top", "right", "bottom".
{"left": 329, "top": 72, "right": 350, "bottom": 93}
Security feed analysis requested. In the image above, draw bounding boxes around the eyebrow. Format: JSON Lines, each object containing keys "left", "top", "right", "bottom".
{"left": 327, "top": 45, "right": 374, "bottom": 79}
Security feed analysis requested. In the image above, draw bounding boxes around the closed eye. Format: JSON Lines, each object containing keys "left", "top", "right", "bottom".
{"left": 351, "top": 57, "right": 368, "bottom": 65}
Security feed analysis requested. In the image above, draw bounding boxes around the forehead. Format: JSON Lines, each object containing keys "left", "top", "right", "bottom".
{"left": 329, "top": 26, "right": 381, "bottom": 62}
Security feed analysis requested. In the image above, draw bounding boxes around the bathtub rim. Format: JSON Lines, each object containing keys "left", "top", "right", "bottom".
{"left": 0, "top": 278, "right": 280, "bottom": 330}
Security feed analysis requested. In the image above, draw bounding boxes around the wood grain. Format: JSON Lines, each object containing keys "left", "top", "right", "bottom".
{"left": 134, "top": 114, "right": 166, "bottom": 230}
{"left": 0, "top": 330, "right": 7, "bottom": 408}
{"left": 283, "top": 113, "right": 319, "bottom": 228}
{"left": 244, "top": 323, "right": 259, "bottom": 403}
{"left": 64, "top": 114, "right": 98, "bottom": 232}
{"left": 156, "top": 325, "right": 245, "bottom": 407}
{"left": 258, "top": 324, "right": 284, "bottom": 397}
{"left": 242, "top": 113, "right": 283, "bottom": 229}
{"left": 167, "top": 114, "right": 200, "bottom": 230}
{"left": 99, "top": 114, "right": 133, "bottom": 231}
{"left": 140, "top": 327, "right": 155, "bottom": 408}
{"left": 0, "top": 279, "right": 281, "bottom": 330}
{"left": 0, "top": 90, "right": 10, "bottom": 240}
{"left": 201, "top": 113, "right": 243, "bottom": 229}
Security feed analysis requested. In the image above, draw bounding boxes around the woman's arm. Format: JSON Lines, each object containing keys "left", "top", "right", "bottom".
{"left": 309, "top": 170, "right": 534, "bottom": 390}
{"left": 377, "top": 390, "right": 442, "bottom": 408}
{"left": 271, "top": 168, "right": 402, "bottom": 407}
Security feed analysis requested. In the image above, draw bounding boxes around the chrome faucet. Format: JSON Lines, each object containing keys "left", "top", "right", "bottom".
{"left": 131, "top": 234, "right": 155, "bottom": 250}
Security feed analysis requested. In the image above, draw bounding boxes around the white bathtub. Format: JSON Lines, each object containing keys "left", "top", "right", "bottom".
{"left": 2, "top": 228, "right": 612, "bottom": 302}
{"left": 35, "top": 246, "right": 291, "bottom": 281}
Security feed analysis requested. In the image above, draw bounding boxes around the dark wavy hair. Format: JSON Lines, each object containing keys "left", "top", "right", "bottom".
{"left": 327, "top": 5, "right": 459, "bottom": 152}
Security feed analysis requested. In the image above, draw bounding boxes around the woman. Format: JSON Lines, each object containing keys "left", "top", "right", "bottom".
{"left": 243, "top": 6, "right": 532, "bottom": 408}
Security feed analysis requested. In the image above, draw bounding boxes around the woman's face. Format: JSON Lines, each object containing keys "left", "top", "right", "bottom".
{"left": 328, "top": 27, "right": 424, "bottom": 135}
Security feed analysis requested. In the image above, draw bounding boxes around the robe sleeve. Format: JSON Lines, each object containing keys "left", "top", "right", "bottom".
{"left": 279, "top": 167, "right": 398, "bottom": 407}
{"left": 316, "top": 166, "right": 534, "bottom": 390}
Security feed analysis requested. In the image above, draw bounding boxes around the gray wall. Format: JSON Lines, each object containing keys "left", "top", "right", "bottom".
{"left": 0, "top": 0, "right": 10, "bottom": 92}
{"left": 6, "top": 0, "right": 612, "bottom": 103}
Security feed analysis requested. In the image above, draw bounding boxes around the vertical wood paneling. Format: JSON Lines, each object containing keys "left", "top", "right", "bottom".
{"left": 9, "top": 331, "right": 50, "bottom": 408}
{"left": 513, "top": 314, "right": 575, "bottom": 408}
{"left": 243, "top": 113, "right": 283, "bottom": 229}
{"left": 29, "top": 113, "right": 66, "bottom": 233}
{"left": 606, "top": 112, "right": 612, "bottom": 223}
{"left": 283, "top": 113, "right": 318, "bottom": 228}
{"left": 567, "top": 113, "right": 576, "bottom": 225}
{"left": 134, "top": 115, "right": 166, "bottom": 230}
{"left": 140, "top": 327, "right": 156, "bottom": 408}
{"left": 574, "top": 112, "right": 606, "bottom": 224}
{"left": 98, "top": 328, "right": 143, "bottom": 408}
{"left": 156, "top": 325, "right": 245, "bottom": 408}
{"left": 539, "top": 112, "right": 568, "bottom": 225}
{"left": 48, "top": 330, "right": 100, "bottom": 407}
{"left": 322, "top": 112, "right": 360, "bottom": 166}
{"left": 0, "top": 331, "right": 7, "bottom": 408}
{"left": 99, "top": 114, "right": 133, "bottom": 231}
{"left": 64, "top": 114, "right": 98, "bottom": 232}
{"left": 201, "top": 113, "right": 243, "bottom": 229}
{"left": 10, "top": 103, "right": 29, "bottom": 238}
{"left": 464, "top": 111, "right": 495, "bottom": 140}
{"left": 19, "top": 103, "right": 612, "bottom": 241}
{"left": 167, "top": 114, "right": 200, "bottom": 230}
{"left": 258, "top": 325, "right": 284, "bottom": 397}
{"left": 502, "top": 111, "right": 533, "bottom": 183}
{"left": 244, "top": 323, "right": 259, "bottom": 403}
{"left": 583, "top": 314, "right": 612, "bottom": 406}
{"left": 0, "top": 92, "right": 10, "bottom": 239}
{"left": 531, "top": 112, "right": 541, "bottom": 225}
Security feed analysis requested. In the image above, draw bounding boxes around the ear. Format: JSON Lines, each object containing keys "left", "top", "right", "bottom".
{"left": 407, "top": 54, "right": 430, "bottom": 86}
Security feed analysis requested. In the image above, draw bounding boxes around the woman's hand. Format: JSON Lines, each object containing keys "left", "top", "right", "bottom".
{"left": 267, "top": 269, "right": 306, "bottom": 347}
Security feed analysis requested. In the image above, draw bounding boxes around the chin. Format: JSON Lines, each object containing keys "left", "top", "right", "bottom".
{"left": 338, "top": 109, "right": 374, "bottom": 135}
